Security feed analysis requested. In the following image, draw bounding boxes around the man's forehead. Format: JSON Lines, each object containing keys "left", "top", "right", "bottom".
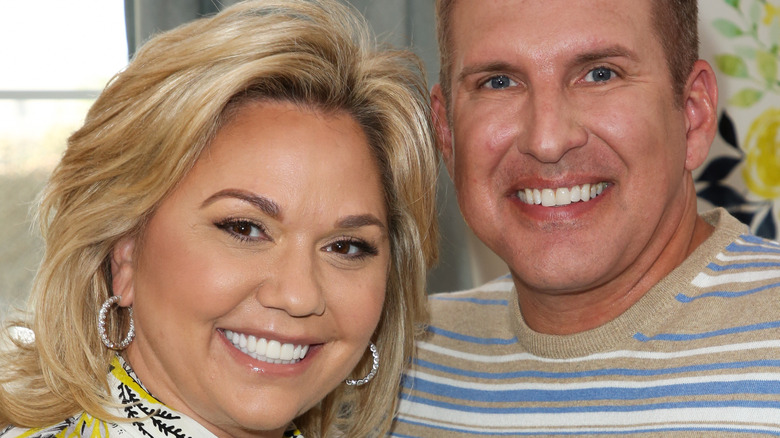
{"left": 447, "top": 0, "right": 656, "bottom": 68}
{"left": 448, "top": 0, "right": 653, "bottom": 38}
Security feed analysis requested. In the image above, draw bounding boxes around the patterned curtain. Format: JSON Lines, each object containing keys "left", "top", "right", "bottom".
{"left": 698, "top": 0, "right": 780, "bottom": 240}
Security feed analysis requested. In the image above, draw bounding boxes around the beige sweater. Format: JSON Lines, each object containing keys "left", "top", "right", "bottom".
{"left": 392, "top": 209, "right": 780, "bottom": 437}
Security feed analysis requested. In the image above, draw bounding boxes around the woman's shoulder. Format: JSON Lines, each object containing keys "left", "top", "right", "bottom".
{"left": 0, "top": 414, "right": 126, "bottom": 438}
{"left": 0, "top": 415, "right": 93, "bottom": 438}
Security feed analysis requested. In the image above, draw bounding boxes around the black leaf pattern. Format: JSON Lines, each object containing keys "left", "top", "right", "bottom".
{"left": 697, "top": 156, "right": 742, "bottom": 182}
{"left": 697, "top": 184, "right": 748, "bottom": 207}
{"left": 757, "top": 209, "right": 777, "bottom": 239}
{"left": 729, "top": 211, "right": 756, "bottom": 226}
{"left": 718, "top": 111, "right": 740, "bottom": 150}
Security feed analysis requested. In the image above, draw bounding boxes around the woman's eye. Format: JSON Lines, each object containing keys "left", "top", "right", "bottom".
{"left": 584, "top": 67, "right": 615, "bottom": 83}
{"left": 216, "top": 219, "right": 265, "bottom": 241}
{"left": 324, "top": 239, "right": 378, "bottom": 259}
{"left": 481, "top": 75, "right": 517, "bottom": 90}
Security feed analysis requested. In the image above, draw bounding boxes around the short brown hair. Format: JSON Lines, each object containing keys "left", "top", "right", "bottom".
{"left": 435, "top": 0, "right": 699, "bottom": 107}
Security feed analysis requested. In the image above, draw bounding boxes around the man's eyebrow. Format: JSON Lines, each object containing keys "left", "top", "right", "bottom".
{"left": 572, "top": 45, "right": 640, "bottom": 66}
{"left": 457, "top": 46, "right": 639, "bottom": 83}
{"left": 201, "top": 189, "right": 281, "bottom": 219}
{"left": 457, "top": 61, "right": 516, "bottom": 83}
{"left": 336, "top": 214, "right": 387, "bottom": 232}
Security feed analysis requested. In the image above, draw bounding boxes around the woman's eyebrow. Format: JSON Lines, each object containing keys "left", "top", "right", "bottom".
{"left": 201, "top": 189, "right": 281, "bottom": 219}
{"left": 336, "top": 214, "right": 386, "bottom": 231}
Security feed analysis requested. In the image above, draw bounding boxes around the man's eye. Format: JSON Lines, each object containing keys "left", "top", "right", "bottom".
{"left": 584, "top": 67, "right": 615, "bottom": 83}
{"left": 482, "top": 75, "right": 517, "bottom": 89}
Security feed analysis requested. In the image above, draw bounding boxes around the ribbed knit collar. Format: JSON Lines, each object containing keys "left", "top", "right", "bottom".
{"left": 509, "top": 208, "right": 745, "bottom": 358}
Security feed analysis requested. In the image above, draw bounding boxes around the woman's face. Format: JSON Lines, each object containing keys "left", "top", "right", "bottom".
{"left": 112, "top": 100, "right": 389, "bottom": 437}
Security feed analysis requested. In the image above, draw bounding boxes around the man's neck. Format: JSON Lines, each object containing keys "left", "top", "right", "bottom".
{"left": 514, "top": 203, "right": 715, "bottom": 336}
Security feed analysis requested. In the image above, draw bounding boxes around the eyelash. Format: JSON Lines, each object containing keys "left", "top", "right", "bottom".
{"left": 215, "top": 219, "right": 378, "bottom": 260}
{"left": 480, "top": 74, "right": 517, "bottom": 90}
{"left": 584, "top": 66, "right": 618, "bottom": 83}
{"left": 324, "top": 236, "right": 379, "bottom": 261}
{"left": 479, "top": 66, "right": 619, "bottom": 89}
{"left": 214, "top": 218, "right": 268, "bottom": 243}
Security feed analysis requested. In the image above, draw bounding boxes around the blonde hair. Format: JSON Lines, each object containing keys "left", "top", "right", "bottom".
{"left": 0, "top": 0, "right": 438, "bottom": 436}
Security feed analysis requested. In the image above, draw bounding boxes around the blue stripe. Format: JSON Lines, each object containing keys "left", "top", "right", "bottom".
{"left": 399, "top": 391, "right": 780, "bottom": 413}
{"left": 427, "top": 326, "right": 518, "bottom": 345}
{"left": 677, "top": 281, "right": 780, "bottom": 302}
{"left": 403, "top": 377, "right": 780, "bottom": 403}
{"left": 393, "top": 416, "right": 780, "bottom": 436}
{"left": 739, "top": 234, "right": 780, "bottom": 246}
{"left": 634, "top": 319, "right": 780, "bottom": 341}
{"left": 726, "top": 242, "right": 780, "bottom": 254}
{"left": 430, "top": 296, "right": 509, "bottom": 306}
{"left": 390, "top": 432, "right": 423, "bottom": 438}
{"left": 412, "top": 358, "right": 780, "bottom": 380}
{"left": 706, "top": 261, "right": 780, "bottom": 271}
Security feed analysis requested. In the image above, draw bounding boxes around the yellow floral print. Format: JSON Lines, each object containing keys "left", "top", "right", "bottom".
{"left": 743, "top": 108, "right": 780, "bottom": 199}
{"left": 763, "top": 2, "right": 780, "bottom": 25}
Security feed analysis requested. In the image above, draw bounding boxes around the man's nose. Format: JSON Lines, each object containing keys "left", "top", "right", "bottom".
{"left": 518, "top": 86, "right": 588, "bottom": 163}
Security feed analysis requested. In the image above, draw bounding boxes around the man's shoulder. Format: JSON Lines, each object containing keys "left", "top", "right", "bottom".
{"left": 686, "top": 208, "right": 780, "bottom": 279}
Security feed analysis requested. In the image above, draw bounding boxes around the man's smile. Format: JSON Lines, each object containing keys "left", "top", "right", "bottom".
{"left": 517, "top": 182, "right": 608, "bottom": 206}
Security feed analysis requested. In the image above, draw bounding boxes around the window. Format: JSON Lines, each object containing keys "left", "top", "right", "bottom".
{"left": 0, "top": 1, "right": 128, "bottom": 315}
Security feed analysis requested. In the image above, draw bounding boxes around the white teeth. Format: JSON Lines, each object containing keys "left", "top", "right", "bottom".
{"left": 517, "top": 182, "right": 607, "bottom": 207}
{"left": 570, "top": 185, "right": 581, "bottom": 203}
{"left": 555, "top": 187, "right": 571, "bottom": 206}
{"left": 280, "top": 343, "right": 294, "bottom": 361}
{"left": 223, "top": 329, "right": 309, "bottom": 365}
{"left": 541, "top": 188, "right": 555, "bottom": 206}
{"left": 266, "top": 340, "right": 281, "bottom": 359}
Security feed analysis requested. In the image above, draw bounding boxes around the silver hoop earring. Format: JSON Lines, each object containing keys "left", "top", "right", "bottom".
{"left": 97, "top": 295, "right": 135, "bottom": 350}
{"left": 346, "top": 342, "right": 379, "bottom": 386}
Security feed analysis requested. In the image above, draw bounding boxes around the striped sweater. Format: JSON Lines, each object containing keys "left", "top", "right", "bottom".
{"left": 391, "top": 209, "right": 780, "bottom": 437}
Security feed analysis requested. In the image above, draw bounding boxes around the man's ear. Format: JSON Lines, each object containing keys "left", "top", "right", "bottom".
{"left": 683, "top": 60, "right": 719, "bottom": 171}
{"left": 431, "top": 84, "right": 455, "bottom": 178}
{"left": 110, "top": 236, "right": 136, "bottom": 307}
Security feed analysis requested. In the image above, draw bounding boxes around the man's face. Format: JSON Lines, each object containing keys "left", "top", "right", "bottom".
{"left": 438, "top": 0, "right": 701, "bottom": 296}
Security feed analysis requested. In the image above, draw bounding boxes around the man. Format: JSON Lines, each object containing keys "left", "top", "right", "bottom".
{"left": 391, "top": 0, "right": 780, "bottom": 436}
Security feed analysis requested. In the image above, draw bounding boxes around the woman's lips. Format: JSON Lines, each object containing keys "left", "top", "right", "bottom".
{"left": 223, "top": 329, "right": 310, "bottom": 365}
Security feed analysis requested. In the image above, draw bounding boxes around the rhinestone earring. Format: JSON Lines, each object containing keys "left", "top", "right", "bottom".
{"left": 97, "top": 295, "right": 135, "bottom": 350}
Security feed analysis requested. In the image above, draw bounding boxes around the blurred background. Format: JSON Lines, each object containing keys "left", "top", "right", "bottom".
{"left": 1, "top": 0, "right": 778, "bottom": 319}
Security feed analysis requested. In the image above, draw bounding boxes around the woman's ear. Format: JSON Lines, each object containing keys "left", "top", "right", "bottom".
{"left": 683, "top": 60, "right": 719, "bottom": 171}
{"left": 111, "top": 236, "right": 136, "bottom": 307}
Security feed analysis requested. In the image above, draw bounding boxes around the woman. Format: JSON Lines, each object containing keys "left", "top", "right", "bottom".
{"left": 0, "top": 0, "right": 439, "bottom": 436}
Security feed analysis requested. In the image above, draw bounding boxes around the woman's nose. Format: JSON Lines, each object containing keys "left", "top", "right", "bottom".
{"left": 256, "top": 247, "right": 326, "bottom": 317}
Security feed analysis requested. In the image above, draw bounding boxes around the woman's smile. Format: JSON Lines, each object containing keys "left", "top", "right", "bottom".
{"left": 115, "top": 100, "right": 390, "bottom": 434}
